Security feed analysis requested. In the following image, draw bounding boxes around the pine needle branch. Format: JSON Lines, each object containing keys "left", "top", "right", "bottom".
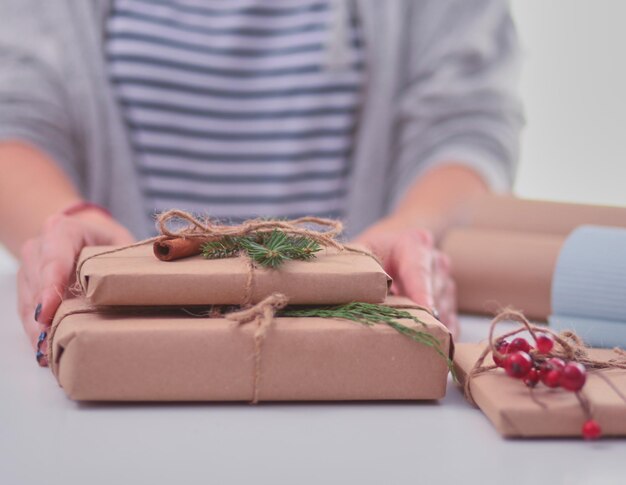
{"left": 279, "top": 302, "right": 455, "bottom": 377}
{"left": 201, "top": 236, "right": 243, "bottom": 260}
{"left": 201, "top": 229, "right": 322, "bottom": 268}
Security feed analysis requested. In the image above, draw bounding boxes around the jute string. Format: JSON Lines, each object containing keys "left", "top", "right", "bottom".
{"left": 464, "top": 309, "right": 626, "bottom": 405}
{"left": 225, "top": 293, "right": 290, "bottom": 403}
{"left": 73, "top": 210, "right": 381, "bottom": 305}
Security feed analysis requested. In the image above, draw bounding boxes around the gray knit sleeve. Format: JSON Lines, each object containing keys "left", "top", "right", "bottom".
{"left": 389, "top": 0, "right": 524, "bottom": 207}
{"left": 0, "top": 1, "right": 82, "bottom": 189}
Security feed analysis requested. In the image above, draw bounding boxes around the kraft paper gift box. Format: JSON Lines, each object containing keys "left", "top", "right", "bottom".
{"left": 454, "top": 343, "right": 626, "bottom": 438}
{"left": 48, "top": 297, "right": 453, "bottom": 402}
{"left": 77, "top": 245, "right": 391, "bottom": 307}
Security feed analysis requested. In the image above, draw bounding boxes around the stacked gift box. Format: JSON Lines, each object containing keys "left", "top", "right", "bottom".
{"left": 47, "top": 232, "right": 453, "bottom": 402}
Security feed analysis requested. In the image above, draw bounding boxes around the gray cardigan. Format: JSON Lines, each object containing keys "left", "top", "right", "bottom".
{"left": 0, "top": 0, "right": 523, "bottom": 239}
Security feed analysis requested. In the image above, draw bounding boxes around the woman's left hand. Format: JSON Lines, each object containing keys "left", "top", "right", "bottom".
{"left": 355, "top": 225, "right": 458, "bottom": 337}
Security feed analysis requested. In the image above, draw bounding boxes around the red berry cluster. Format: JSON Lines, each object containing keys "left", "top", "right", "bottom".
{"left": 493, "top": 333, "right": 601, "bottom": 440}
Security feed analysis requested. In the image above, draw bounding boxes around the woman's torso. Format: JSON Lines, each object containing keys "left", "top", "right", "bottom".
{"left": 105, "top": 0, "right": 365, "bottom": 224}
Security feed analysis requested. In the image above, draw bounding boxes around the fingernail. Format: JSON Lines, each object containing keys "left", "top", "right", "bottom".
{"left": 36, "top": 350, "right": 48, "bottom": 367}
{"left": 34, "top": 303, "right": 42, "bottom": 322}
{"left": 36, "top": 331, "right": 48, "bottom": 367}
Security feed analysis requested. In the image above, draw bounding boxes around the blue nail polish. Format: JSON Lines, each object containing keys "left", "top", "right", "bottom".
{"left": 34, "top": 303, "right": 42, "bottom": 322}
{"left": 36, "top": 332, "right": 47, "bottom": 366}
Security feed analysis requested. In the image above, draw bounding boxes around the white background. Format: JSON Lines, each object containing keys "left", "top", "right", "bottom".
{"left": 2, "top": 0, "right": 625, "bottom": 271}
{"left": 512, "top": 0, "right": 626, "bottom": 207}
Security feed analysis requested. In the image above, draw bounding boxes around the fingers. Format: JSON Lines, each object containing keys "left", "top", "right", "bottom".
{"left": 392, "top": 238, "right": 459, "bottom": 335}
{"left": 392, "top": 231, "right": 435, "bottom": 308}
{"left": 354, "top": 224, "right": 460, "bottom": 336}
{"left": 431, "top": 252, "right": 447, "bottom": 306}
{"left": 432, "top": 250, "right": 460, "bottom": 337}
{"left": 20, "top": 237, "right": 40, "bottom": 297}
{"left": 83, "top": 219, "right": 135, "bottom": 246}
{"left": 38, "top": 258, "right": 74, "bottom": 326}
{"left": 109, "top": 224, "right": 135, "bottom": 245}
{"left": 441, "top": 280, "right": 460, "bottom": 339}
{"left": 17, "top": 227, "right": 75, "bottom": 362}
{"left": 17, "top": 266, "right": 41, "bottom": 349}
{"left": 18, "top": 238, "right": 48, "bottom": 347}
{"left": 35, "top": 218, "right": 86, "bottom": 325}
{"left": 16, "top": 212, "right": 135, "bottom": 366}
{"left": 21, "top": 214, "right": 122, "bottom": 328}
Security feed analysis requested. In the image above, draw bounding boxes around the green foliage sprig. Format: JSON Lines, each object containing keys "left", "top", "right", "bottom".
{"left": 279, "top": 302, "right": 455, "bottom": 375}
{"left": 201, "top": 229, "right": 322, "bottom": 269}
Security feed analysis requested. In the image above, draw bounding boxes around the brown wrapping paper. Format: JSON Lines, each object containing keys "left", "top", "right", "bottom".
{"left": 441, "top": 229, "right": 564, "bottom": 320}
{"left": 454, "top": 343, "right": 626, "bottom": 438}
{"left": 49, "top": 297, "right": 452, "bottom": 402}
{"left": 463, "top": 195, "right": 626, "bottom": 236}
{"left": 78, "top": 245, "right": 391, "bottom": 306}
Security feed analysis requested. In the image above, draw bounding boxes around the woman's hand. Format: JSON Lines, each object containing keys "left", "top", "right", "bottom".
{"left": 355, "top": 224, "right": 458, "bottom": 337}
{"left": 17, "top": 209, "right": 134, "bottom": 358}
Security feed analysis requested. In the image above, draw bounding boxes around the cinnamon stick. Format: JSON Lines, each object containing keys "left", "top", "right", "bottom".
{"left": 153, "top": 237, "right": 206, "bottom": 261}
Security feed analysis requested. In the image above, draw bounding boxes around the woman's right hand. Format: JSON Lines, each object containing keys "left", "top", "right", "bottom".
{"left": 17, "top": 208, "right": 134, "bottom": 359}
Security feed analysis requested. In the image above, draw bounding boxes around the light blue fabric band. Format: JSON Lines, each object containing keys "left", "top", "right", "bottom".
{"left": 550, "top": 225, "right": 626, "bottom": 348}
{"left": 549, "top": 315, "right": 626, "bottom": 349}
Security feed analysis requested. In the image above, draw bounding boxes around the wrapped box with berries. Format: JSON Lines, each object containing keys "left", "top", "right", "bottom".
{"left": 455, "top": 332, "right": 626, "bottom": 439}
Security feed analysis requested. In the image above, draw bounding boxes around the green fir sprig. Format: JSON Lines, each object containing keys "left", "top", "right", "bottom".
{"left": 279, "top": 302, "right": 455, "bottom": 376}
{"left": 201, "top": 236, "right": 242, "bottom": 259}
{"left": 201, "top": 229, "right": 322, "bottom": 269}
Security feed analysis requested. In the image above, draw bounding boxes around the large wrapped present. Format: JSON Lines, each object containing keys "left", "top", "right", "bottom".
{"left": 48, "top": 296, "right": 453, "bottom": 402}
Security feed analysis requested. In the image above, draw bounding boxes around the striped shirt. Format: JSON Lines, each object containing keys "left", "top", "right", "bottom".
{"left": 106, "top": 0, "right": 364, "bottom": 224}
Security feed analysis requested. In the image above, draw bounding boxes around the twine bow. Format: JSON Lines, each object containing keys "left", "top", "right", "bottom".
{"left": 156, "top": 210, "right": 344, "bottom": 249}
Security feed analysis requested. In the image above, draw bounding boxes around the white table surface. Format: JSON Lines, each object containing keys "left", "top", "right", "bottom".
{"left": 1, "top": 271, "right": 624, "bottom": 485}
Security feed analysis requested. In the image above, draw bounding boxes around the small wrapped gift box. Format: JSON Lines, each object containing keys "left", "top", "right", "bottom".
{"left": 48, "top": 297, "right": 452, "bottom": 402}
{"left": 454, "top": 343, "right": 626, "bottom": 438}
{"left": 77, "top": 245, "right": 391, "bottom": 307}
